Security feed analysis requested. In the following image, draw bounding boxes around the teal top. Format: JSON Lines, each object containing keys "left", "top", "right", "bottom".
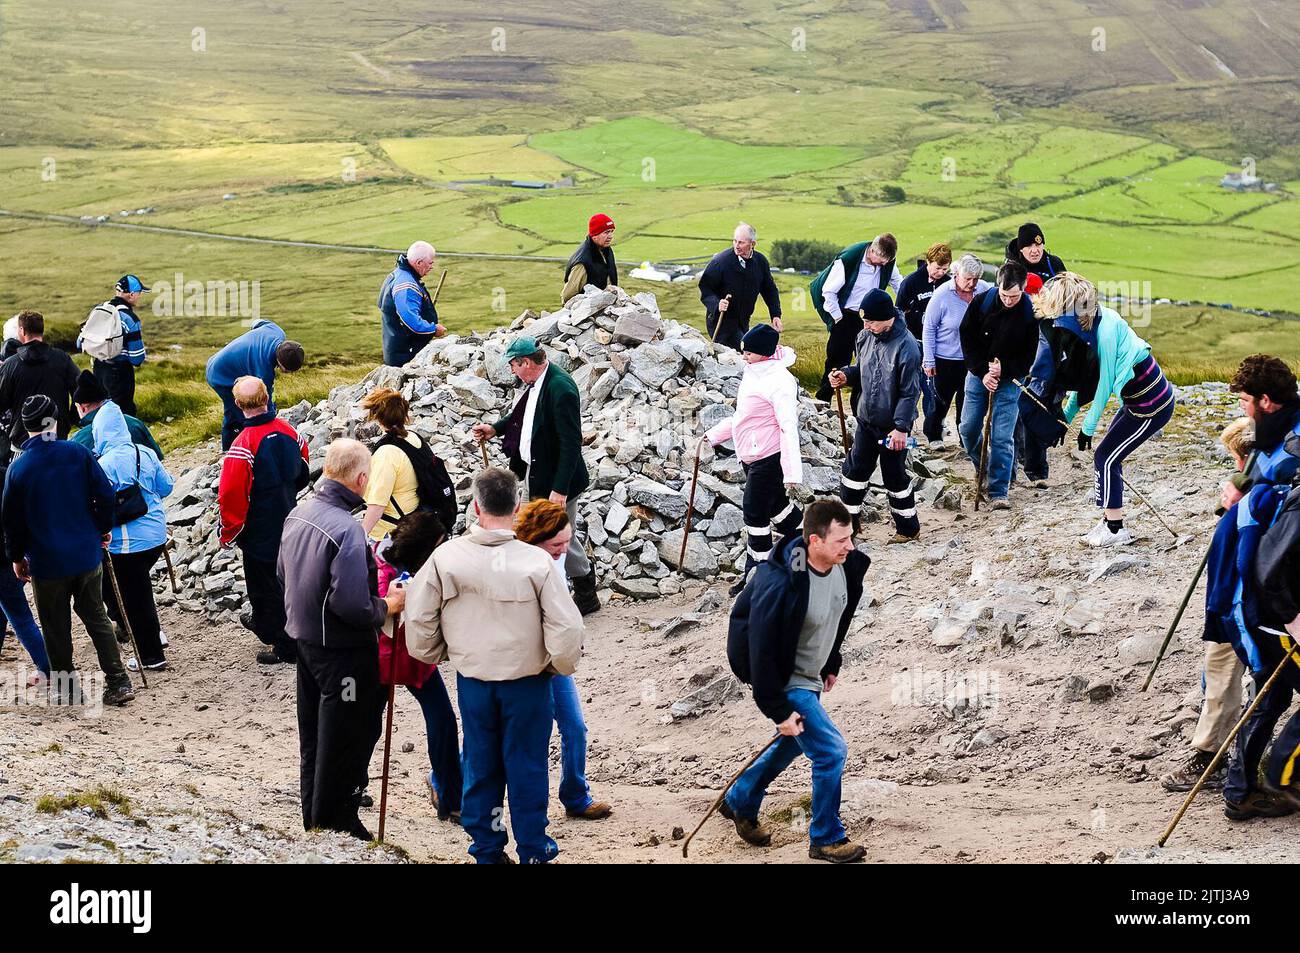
{"left": 1062, "top": 306, "right": 1152, "bottom": 437}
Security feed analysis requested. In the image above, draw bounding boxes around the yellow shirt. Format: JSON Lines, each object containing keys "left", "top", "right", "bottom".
{"left": 364, "top": 432, "right": 423, "bottom": 540}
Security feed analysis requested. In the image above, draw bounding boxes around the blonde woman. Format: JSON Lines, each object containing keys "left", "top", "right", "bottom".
{"left": 1035, "top": 273, "right": 1175, "bottom": 546}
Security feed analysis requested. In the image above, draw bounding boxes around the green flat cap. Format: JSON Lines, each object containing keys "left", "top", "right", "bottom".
{"left": 503, "top": 335, "right": 540, "bottom": 363}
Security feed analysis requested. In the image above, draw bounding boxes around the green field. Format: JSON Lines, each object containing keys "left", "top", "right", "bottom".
{"left": 0, "top": 0, "right": 1295, "bottom": 447}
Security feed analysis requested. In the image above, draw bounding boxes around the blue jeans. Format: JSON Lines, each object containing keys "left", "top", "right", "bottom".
{"left": 407, "top": 670, "right": 462, "bottom": 816}
{"left": 725, "top": 689, "right": 848, "bottom": 846}
{"left": 457, "top": 672, "right": 558, "bottom": 864}
{"left": 551, "top": 674, "right": 592, "bottom": 813}
{"left": 0, "top": 559, "right": 48, "bottom": 675}
{"left": 959, "top": 374, "right": 1021, "bottom": 500}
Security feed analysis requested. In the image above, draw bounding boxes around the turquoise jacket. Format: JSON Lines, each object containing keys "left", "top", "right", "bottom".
{"left": 1060, "top": 306, "right": 1152, "bottom": 437}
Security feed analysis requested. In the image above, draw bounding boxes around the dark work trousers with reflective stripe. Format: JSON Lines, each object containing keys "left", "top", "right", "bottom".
{"left": 839, "top": 422, "right": 919, "bottom": 538}
{"left": 741, "top": 453, "right": 803, "bottom": 574}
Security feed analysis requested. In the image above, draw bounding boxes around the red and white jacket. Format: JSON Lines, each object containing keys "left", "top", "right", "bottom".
{"left": 217, "top": 411, "right": 309, "bottom": 559}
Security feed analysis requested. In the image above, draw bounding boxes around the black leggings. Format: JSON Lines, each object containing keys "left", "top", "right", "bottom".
{"left": 102, "top": 545, "right": 164, "bottom": 664}
{"left": 923, "top": 358, "right": 966, "bottom": 443}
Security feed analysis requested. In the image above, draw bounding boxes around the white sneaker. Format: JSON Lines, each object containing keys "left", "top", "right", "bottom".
{"left": 1083, "top": 519, "right": 1134, "bottom": 547}
{"left": 929, "top": 438, "right": 946, "bottom": 451}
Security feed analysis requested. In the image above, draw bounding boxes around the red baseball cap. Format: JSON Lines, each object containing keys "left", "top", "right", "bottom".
{"left": 588, "top": 213, "right": 615, "bottom": 237}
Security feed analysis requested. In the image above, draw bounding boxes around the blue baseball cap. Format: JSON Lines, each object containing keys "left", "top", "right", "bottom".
{"left": 115, "top": 274, "right": 150, "bottom": 294}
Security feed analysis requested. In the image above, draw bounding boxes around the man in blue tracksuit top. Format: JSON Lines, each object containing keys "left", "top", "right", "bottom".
{"left": 205, "top": 320, "right": 305, "bottom": 451}
{"left": 80, "top": 275, "right": 149, "bottom": 417}
{"left": 378, "top": 241, "right": 446, "bottom": 367}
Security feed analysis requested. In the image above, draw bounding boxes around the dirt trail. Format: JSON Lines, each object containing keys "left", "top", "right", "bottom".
{"left": 4, "top": 385, "right": 1298, "bottom": 863}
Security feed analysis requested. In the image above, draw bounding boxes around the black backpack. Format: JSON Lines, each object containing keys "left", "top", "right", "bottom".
{"left": 374, "top": 430, "right": 458, "bottom": 530}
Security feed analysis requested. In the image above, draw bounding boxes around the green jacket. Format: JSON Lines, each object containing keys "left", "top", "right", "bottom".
{"left": 1062, "top": 306, "right": 1152, "bottom": 437}
{"left": 809, "top": 242, "right": 895, "bottom": 331}
{"left": 72, "top": 405, "right": 163, "bottom": 460}
{"left": 492, "top": 362, "right": 589, "bottom": 499}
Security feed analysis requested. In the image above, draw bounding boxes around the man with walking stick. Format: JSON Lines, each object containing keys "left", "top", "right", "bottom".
{"left": 827, "top": 289, "right": 922, "bottom": 542}
{"left": 697, "top": 222, "right": 783, "bottom": 351}
{"left": 378, "top": 240, "right": 448, "bottom": 367}
{"left": 702, "top": 325, "right": 805, "bottom": 595}
{"left": 719, "top": 500, "right": 869, "bottom": 863}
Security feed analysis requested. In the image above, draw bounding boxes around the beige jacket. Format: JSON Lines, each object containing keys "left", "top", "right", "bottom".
{"left": 405, "top": 525, "right": 584, "bottom": 680}
{"left": 561, "top": 263, "right": 588, "bottom": 305}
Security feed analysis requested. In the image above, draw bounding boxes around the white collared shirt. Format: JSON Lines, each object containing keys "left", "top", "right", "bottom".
{"left": 519, "top": 362, "right": 549, "bottom": 463}
{"left": 821, "top": 256, "right": 903, "bottom": 319}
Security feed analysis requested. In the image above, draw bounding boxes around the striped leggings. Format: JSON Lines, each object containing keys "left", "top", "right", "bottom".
{"left": 1093, "top": 399, "right": 1175, "bottom": 509}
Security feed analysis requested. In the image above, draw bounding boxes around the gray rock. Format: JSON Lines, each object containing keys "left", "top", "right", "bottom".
{"left": 1087, "top": 554, "right": 1151, "bottom": 584}
{"left": 612, "top": 308, "right": 661, "bottom": 346}
{"left": 604, "top": 500, "right": 632, "bottom": 535}
{"left": 626, "top": 478, "right": 688, "bottom": 520}
{"left": 706, "top": 502, "right": 744, "bottom": 538}
{"left": 446, "top": 373, "right": 497, "bottom": 410}
{"left": 657, "top": 529, "right": 720, "bottom": 577}
{"left": 629, "top": 342, "right": 684, "bottom": 389}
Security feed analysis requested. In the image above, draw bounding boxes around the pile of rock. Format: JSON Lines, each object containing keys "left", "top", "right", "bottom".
{"left": 162, "top": 285, "right": 962, "bottom": 620}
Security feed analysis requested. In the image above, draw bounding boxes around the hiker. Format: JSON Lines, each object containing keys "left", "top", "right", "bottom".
{"left": 1220, "top": 354, "right": 1300, "bottom": 509}
{"left": 1160, "top": 417, "right": 1253, "bottom": 793}
{"left": 811, "top": 232, "right": 901, "bottom": 403}
{"left": 0, "top": 310, "right": 80, "bottom": 454}
{"left": 957, "top": 261, "right": 1037, "bottom": 510}
{"left": 217, "top": 376, "right": 309, "bottom": 665}
{"left": 703, "top": 324, "right": 805, "bottom": 592}
{"left": 0, "top": 460, "right": 49, "bottom": 685}
{"left": 280, "top": 438, "right": 402, "bottom": 840}
{"left": 1010, "top": 273, "right": 1060, "bottom": 488}
{"left": 79, "top": 275, "right": 149, "bottom": 416}
{"left": 205, "top": 319, "right": 305, "bottom": 451}
{"left": 405, "top": 468, "right": 585, "bottom": 864}
{"left": 921, "top": 254, "right": 989, "bottom": 450}
{"left": 1, "top": 395, "right": 132, "bottom": 706}
{"left": 93, "top": 401, "right": 173, "bottom": 672}
{"left": 1004, "top": 222, "right": 1065, "bottom": 285}
{"left": 514, "top": 498, "right": 612, "bottom": 821}
{"left": 828, "top": 288, "right": 922, "bottom": 542}
{"left": 561, "top": 213, "right": 617, "bottom": 305}
{"left": 71, "top": 369, "right": 162, "bottom": 460}
{"left": 723, "top": 499, "right": 869, "bottom": 863}
{"left": 697, "top": 222, "right": 783, "bottom": 350}
{"left": 0, "top": 317, "right": 21, "bottom": 463}
{"left": 470, "top": 336, "right": 599, "bottom": 615}
{"left": 358, "top": 388, "right": 457, "bottom": 541}
{"left": 896, "top": 243, "right": 952, "bottom": 430}
{"left": 1035, "top": 272, "right": 1176, "bottom": 544}
{"left": 378, "top": 241, "right": 447, "bottom": 367}
{"left": 371, "top": 510, "right": 462, "bottom": 823}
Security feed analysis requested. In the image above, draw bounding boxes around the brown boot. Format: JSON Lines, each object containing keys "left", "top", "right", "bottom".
{"left": 718, "top": 800, "right": 771, "bottom": 847}
{"left": 808, "top": 839, "right": 866, "bottom": 863}
{"left": 1223, "top": 790, "right": 1297, "bottom": 821}
{"left": 566, "top": 801, "right": 612, "bottom": 820}
{"left": 887, "top": 532, "right": 920, "bottom": 545}
{"left": 1160, "top": 749, "right": 1223, "bottom": 793}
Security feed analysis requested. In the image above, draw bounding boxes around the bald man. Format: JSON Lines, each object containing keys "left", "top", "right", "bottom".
{"left": 218, "top": 376, "right": 310, "bottom": 665}
{"left": 378, "top": 241, "right": 447, "bottom": 366}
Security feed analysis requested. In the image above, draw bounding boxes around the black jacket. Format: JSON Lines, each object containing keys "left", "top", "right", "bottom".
{"left": 1004, "top": 239, "right": 1066, "bottom": 285}
{"left": 697, "top": 249, "right": 782, "bottom": 326}
{"left": 896, "top": 260, "right": 949, "bottom": 340}
{"left": 1255, "top": 484, "right": 1300, "bottom": 629}
{"left": 958, "top": 287, "right": 1039, "bottom": 383}
{"left": 0, "top": 340, "right": 80, "bottom": 442}
{"left": 728, "top": 533, "right": 870, "bottom": 723}
{"left": 564, "top": 237, "right": 617, "bottom": 290}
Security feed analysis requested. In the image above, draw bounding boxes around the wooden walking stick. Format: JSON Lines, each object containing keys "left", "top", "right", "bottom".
{"left": 103, "top": 553, "right": 147, "bottom": 689}
{"left": 682, "top": 733, "right": 782, "bottom": 859}
{"left": 834, "top": 386, "right": 851, "bottom": 453}
{"left": 708, "top": 295, "right": 733, "bottom": 352}
{"left": 974, "top": 395, "right": 994, "bottom": 511}
{"left": 1158, "top": 639, "right": 1300, "bottom": 847}
{"left": 478, "top": 436, "right": 489, "bottom": 469}
{"left": 678, "top": 437, "right": 706, "bottom": 571}
{"left": 377, "top": 619, "right": 398, "bottom": 843}
{"left": 430, "top": 269, "right": 448, "bottom": 306}
{"left": 162, "top": 535, "right": 179, "bottom": 594}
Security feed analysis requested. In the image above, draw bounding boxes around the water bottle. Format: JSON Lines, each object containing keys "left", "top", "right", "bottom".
{"left": 878, "top": 436, "right": 918, "bottom": 450}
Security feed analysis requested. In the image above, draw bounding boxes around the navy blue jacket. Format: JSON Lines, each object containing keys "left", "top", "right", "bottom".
{"left": 378, "top": 255, "right": 439, "bottom": 365}
{"left": 728, "top": 533, "right": 870, "bottom": 723}
{"left": 896, "top": 260, "right": 948, "bottom": 341}
{"left": 3, "top": 436, "right": 116, "bottom": 579}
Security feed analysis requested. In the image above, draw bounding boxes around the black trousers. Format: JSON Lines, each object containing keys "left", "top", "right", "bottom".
{"left": 705, "top": 311, "right": 748, "bottom": 351}
{"left": 741, "top": 453, "right": 803, "bottom": 573}
{"left": 923, "top": 357, "right": 966, "bottom": 444}
{"left": 93, "top": 359, "right": 137, "bottom": 417}
{"left": 816, "top": 317, "right": 861, "bottom": 406}
{"left": 296, "top": 639, "right": 381, "bottom": 839}
{"left": 1224, "top": 631, "right": 1300, "bottom": 804}
{"left": 243, "top": 551, "right": 295, "bottom": 660}
{"left": 840, "top": 421, "right": 919, "bottom": 537}
{"left": 1014, "top": 419, "right": 1051, "bottom": 480}
{"left": 101, "top": 545, "right": 164, "bottom": 664}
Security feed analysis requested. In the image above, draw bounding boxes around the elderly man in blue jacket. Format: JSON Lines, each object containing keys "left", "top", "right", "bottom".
{"left": 205, "top": 320, "right": 305, "bottom": 451}
{"left": 723, "top": 499, "right": 870, "bottom": 863}
{"left": 378, "top": 241, "right": 447, "bottom": 367}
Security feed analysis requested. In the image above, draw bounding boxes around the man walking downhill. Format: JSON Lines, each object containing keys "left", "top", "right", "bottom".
{"left": 405, "top": 468, "right": 585, "bottom": 864}
{"left": 279, "top": 439, "right": 404, "bottom": 840}
{"left": 811, "top": 233, "right": 901, "bottom": 404}
{"left": 218, "top": 377, "right": 310, "bottom": 665}
{"left": 723, "top": 500, "right": 870, "bottom": 863}
{"left": 828, "top": 289, "right": 922, "bottom": 542}
{"left": 697, "top": 222, "right": 783, "bottom": 351}
{"left": 704, "top": 324, "right": 804, "bottom": 596}
{"left": 2, "top": 395, "right": 132, "bottom": 706}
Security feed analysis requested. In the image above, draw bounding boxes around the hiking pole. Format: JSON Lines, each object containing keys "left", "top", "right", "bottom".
{"left": 682, "top": 733, "right": 782, "bottom": 859}
{"left": 678, "top": 437, "right": 706, "bottom": 572}
{"left": 974, "top": 394, "right": 994, "bottom": 511}
{"left": 834, "top": 386, "right": 851, "bottom": 453}
{"left": 103, "top": 553, "right": 147, "bottom": 689}
{"left": 1141, "top": 449, "right": 1261, "bottom": 691}
{"left": 377, "top": 619, "right": 398, "bottom": 843}
{"left": 162, "top": 535, "right": 180, "bottom": 594}
{"left": 478, "top": 436, "right": 489, "bottom": 470}
{"left": 1158, "top": 639, "right": 1300, "bottom": 847}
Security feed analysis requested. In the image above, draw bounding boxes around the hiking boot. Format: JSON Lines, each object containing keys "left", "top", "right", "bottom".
{"left": 1161, "top": 749, "right": 1224, "bottom": 792}
{"left": 1260, "top": 780, "right": 1300, "bottom": 812}
{"left": 103, "top": 677, "right": 136, "bottom": 707}
{"left": 887, "top": 532, "right": 920, "bottom": 544}
{"left": 352, "top": 786, "right": 374, "bottom": 809}
{"left": 718, "top": 800, "right": 771, "bottom": 847}
{"left": 809, "top": 838, "right": 866, "bottom": 863}
{"left": 240, "top": 610, "right": 255, "bottom": 632}
{"left": 572, "top": 571, "right": 601, "bottom": 616}
{"left": 991, "top": 498, "right": 1011, "bottom": 511}
{"left": 1223, "top": 790, "right": 1297, "bottom": 821}
{"left": 566, "top": 801, "right": 612, "bottom": 820}
{"left": 256, "top": 649, "right": 293, "bottom": 665}
{"left": 426, "top": 775, "right": 461, "bottom": 824}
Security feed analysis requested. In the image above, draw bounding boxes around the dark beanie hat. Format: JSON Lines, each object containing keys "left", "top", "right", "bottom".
{"left": 859, "top": 288, "right": 898, "bottom": 324}
{"left": 21, "top": 394, "right": 56, "bottom": 432}
{"left": 741, "top": 323, "right": 779, "bottom": 357}
{"left": 1017, "top": 222, "right": 1045, "bottom": 250}
{"left": 275, "top": 340, "right": 305, "bottom": 372}
{"left": 72, "top": 369, "right": 109, "bottom": 405}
